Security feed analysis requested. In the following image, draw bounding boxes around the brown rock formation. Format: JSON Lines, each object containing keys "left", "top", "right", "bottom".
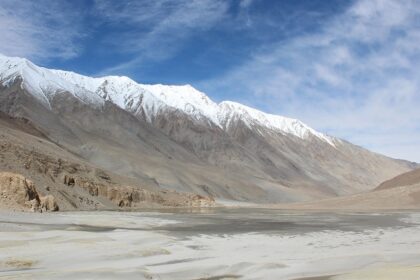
{"left": 40, "top": 195, "right": 59, "bottom": 212}
{"left": 0, "top": 172, "right": 59, "bottom": 212}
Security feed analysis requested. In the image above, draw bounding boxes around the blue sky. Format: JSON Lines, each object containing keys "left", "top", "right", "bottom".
{"left": 1, "top": 0, "right": 419, "bottom": 162}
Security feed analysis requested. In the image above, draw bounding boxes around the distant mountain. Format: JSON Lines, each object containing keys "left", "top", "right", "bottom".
{"left": 376, "top": 168, "right": 420, "bottom": 191}
{"left": 0, "top": 54, "right": 415, "bottom": 208}
{"left": 278, "top": 168, "right": 420, "bottom": 210}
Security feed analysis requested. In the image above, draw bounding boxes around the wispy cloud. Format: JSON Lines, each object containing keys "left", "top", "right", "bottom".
{"left": 199, "top": 0, "right": 420, "bottom": 162}
{"left": 1, "top": 0, "right": 417, "bottom": 161}
{"left": 94, "top": 0, "right": 229, "bottom": 74}
{"left": 0, "top": 0, "right": 85, "bottom": 61}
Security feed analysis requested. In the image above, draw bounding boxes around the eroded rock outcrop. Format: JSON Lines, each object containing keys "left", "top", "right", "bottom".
{"left": 61, "top": 174, "right": 215, "bottom": 208}
{"left": 104, "top": 186, "right": 215, "bottom": 208}
{"left": 63, "top": 175, "right": 75, "bottom": 186}
{"left": 40, "top": 195, "right": 59, "bottom": 212}
{"left": 0, "top": 172, "right": 59, "bottom": 212}
{"left": 0, "top": 130, "right": 214, "bottom": 210}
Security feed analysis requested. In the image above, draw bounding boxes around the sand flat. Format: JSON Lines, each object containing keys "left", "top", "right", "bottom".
{"left": 0, "top": 209, "right": 420, "bottom": 279}
{"left": 330, "top": 265, "right": 420, "bottom": 280}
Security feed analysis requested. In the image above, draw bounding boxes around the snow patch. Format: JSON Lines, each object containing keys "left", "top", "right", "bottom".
{"left": 0, "top": 54, "right": 336, "bottom": 146}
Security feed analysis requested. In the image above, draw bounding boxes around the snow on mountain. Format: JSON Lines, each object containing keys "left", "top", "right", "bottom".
{"left": 0, "top": 55, "right": 104, "bottom": 108}
{"left": 218, "top": 101, "right": 335, "bottom": 145}
{"left": 0, "top": 54, "right": 335, "bottom": 145}
{"left": 140, "top": 84, "right": 221, "bottom": 125}
{"left": 49, "top": 71, "right": 162, "bottom": 120}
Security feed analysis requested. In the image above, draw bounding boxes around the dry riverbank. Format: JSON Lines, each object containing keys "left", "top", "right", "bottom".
{"left": 1, "top": 209, "right": 420, "bottom": 279}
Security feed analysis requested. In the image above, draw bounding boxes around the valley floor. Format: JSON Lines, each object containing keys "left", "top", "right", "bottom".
{"left": 0, "top": 209, "right": 420, "bottom": 279}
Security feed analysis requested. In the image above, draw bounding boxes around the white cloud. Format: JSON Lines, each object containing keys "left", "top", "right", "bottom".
{"left": 0, "top": 0, "right": 85, "bottom": 61}
{"left": 240, "top": 0, "right": 255, "bottom": 9}
{"left": 1, "top": 0, "right": 417, "bottom": 162}
{"left": 199, "top": 0, "right": 420, "bottom": 162}
{"left": 94, "top": 0, "right": 229, "bottom": 74}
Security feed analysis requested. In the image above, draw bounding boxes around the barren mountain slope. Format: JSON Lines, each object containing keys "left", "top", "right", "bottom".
{"left": 276, "top": 169, "right": 420, "bottom": 210}
{"left": 0, "top": 54, "right": 416, "bottom": 205}
{"left": 376, "top": 168, "right": 420, "bottom": 190}
{"left": 0, "top": 113, "right": 215, "bottom": 211}
{"left": 0, "top": 83, "right": 317, "bottom": 203}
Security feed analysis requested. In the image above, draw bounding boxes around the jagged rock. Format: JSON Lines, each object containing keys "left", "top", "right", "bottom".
{"left": 40, "top": 195, "right": 59, "bottom": 212}
{"left": 0, "top": 172, "right": 40, "bottom": 207}
{"left": 63, "top": 175, "right": 75, "bottom": 186}
{"left": 104, "top": 185, "right": 215, "bottom": 208}
{"left": 0, "top": 172, "right": 59, "bottom": 212}
{"left": 106, "top": 186, "right": 135, "bottom": 207}
{"left": 25, "top": 199, "right": 40, "bottom": 212}
{"left": 187, "top": 194, "right": 215, "bottom": 207}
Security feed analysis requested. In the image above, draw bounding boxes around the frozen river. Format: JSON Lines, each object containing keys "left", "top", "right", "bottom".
{"left": 1, "top": 209, "right": 420, "bottom": 279}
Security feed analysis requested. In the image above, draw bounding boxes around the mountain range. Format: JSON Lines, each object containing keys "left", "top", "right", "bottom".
{"left": 0, "top": 54, "right": 416, "bottom": 210}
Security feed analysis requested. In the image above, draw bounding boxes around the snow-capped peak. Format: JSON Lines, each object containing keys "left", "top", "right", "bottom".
{"left": 0, "top": 55, "right": 104, "bottom": 108}
{"left": 139, "top": 84, "right": 220, "bottom": 125}
{"left": 0, "top": 54, "right": 335, "bottom": 146}
{"left": 218, "top": 101, "right": 335, "bottom": 145}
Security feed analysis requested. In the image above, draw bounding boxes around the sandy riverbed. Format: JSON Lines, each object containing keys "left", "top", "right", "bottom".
{"left": 0, "top": 209, "right": 420, "bottom": 279}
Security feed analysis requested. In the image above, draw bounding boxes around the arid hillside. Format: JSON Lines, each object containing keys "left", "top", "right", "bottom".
{"left": 0, "top": 114, "right": 214, "bottom": 211}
